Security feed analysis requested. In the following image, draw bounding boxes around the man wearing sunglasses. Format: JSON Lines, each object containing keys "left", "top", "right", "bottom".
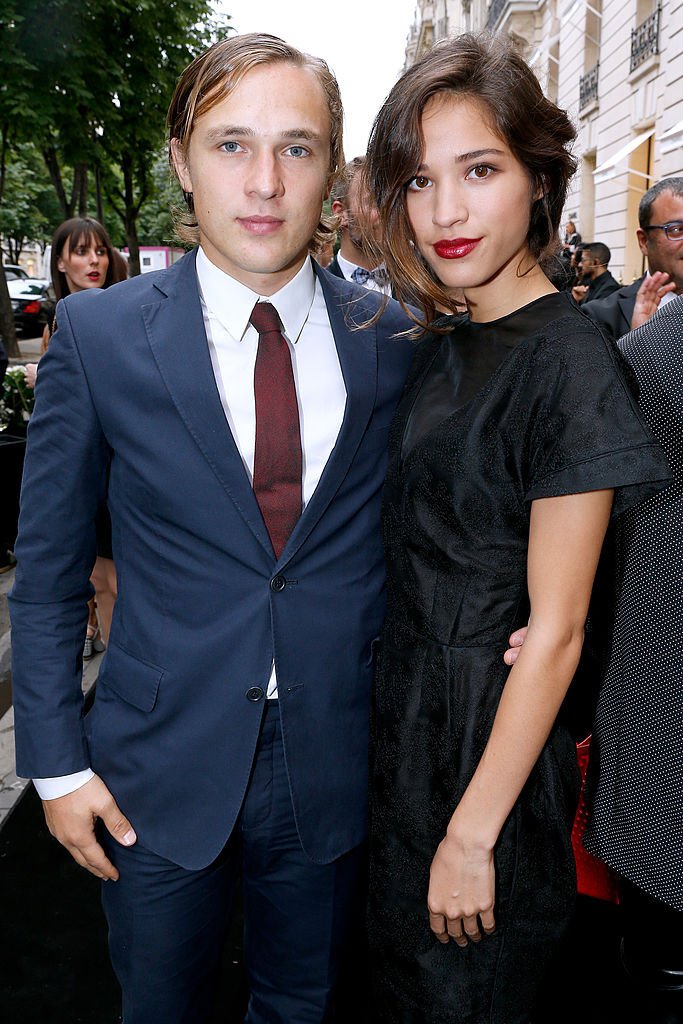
{"left": 584, "top": 177, "right": 683, "bottom": 342}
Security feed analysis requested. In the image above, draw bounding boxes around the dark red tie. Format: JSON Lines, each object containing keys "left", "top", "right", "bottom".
{"left": 250, "top": 302, "right": 302, "bottom": 558}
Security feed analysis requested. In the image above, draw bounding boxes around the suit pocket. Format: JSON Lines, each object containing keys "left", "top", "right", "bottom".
{"left": 98, "top": 641, "right": 165, "bottom": 712}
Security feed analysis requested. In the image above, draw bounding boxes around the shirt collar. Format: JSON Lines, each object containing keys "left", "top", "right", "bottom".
{"left": 196, "top": 246, "right": 316, "bottom": 344}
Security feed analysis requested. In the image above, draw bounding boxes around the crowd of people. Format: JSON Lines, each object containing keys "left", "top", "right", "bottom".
{"left": 4, "top": 27, "right": 682, "bottom": 1024}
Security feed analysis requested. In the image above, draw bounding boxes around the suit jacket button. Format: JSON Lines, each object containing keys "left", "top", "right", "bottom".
{"left": 245, "top": 686, "right": 264, "bottom": 702}
{"left": 270, "top": 575, "right": 286, "bottom": 592}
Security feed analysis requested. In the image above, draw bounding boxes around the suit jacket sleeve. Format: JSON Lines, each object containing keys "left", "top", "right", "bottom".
{"left": 583, "top": 282, "right": 639, "bottom": 344}
{"left": 9, "top": 298, "right": 110, "bottom": 778}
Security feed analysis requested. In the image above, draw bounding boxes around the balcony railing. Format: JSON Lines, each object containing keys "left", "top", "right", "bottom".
{"left": 579, "top": 62, "right": 599, "bottom": 110}
{"left": 630, "top": 5, "right": 661, "bottom": 72}
{"left": 486, "top": 0, "right": 507, "bottom": 30}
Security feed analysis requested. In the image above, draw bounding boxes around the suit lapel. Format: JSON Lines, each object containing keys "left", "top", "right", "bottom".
{"left": 619, "top": 278, "right": 643, "bottom": 335}
{"left": 278, "top": 266, "right": 379, "bottom": 563}
{"left": 142, "top": 250, "right": 273, "bottom": 557}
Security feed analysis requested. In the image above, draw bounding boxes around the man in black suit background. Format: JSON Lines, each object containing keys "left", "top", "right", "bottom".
{"left": 584, "top": 177, "right": 683, "bottom": 341}
{"left": 571, "top": 241, "right": 621, "bottom": 304}
{"left": 328, "top": 156, "right": 392, "bottom": 294}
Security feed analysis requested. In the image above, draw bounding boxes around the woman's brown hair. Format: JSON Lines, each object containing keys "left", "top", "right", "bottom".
{"left": 363, "top": 33, "right": 577, "bottom": 330}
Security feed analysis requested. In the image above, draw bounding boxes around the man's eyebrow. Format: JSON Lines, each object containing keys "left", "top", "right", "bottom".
{"left": 202, "top": 125, "right": 323, "bottom": 143}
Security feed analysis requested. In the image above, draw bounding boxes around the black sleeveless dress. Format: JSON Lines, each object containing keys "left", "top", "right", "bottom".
{"left": 369, "top": 292, "right": 671, "bottom": 1023}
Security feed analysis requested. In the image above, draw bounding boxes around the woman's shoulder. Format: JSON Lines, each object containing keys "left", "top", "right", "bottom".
{"left": 522, "top": 300, "right": 625, "bottom": 373}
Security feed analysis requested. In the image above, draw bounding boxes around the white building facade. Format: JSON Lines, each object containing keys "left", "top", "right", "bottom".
{"left": 404, "top": 0, "right": 683, "bottom": 284}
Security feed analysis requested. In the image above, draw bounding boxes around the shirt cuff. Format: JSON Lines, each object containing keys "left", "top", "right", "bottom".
{"left": 33, "top": 769, "right": 95, "bottom": 800}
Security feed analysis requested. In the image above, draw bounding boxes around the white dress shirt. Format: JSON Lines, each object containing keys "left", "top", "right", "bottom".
{"left": 34, "top": 249, "right": 346, "bottom": 800}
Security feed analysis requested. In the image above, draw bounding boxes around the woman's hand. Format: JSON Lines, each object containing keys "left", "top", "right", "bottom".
{"left": 428, "top": 830, "right": 496, "bottom": 946}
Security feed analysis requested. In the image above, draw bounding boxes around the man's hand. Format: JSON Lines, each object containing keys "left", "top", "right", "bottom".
{"left": 42, "top": 775, "right": 136, "bottom": 881}
{"left": 571, "top": 284, "right": 588, "bottom": 304}
{"left": 504, "top": 627, "right": 527, "bottom": 666}
{"left": 631, "top": 272, "right": 677, "bottom": 331}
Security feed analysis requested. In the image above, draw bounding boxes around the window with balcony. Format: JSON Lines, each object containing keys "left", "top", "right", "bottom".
{"left": 579, "top": 0, "right": 602, "bottom": 113}
{"left": 631, "top": 2, "right": 661, "bottom": 73}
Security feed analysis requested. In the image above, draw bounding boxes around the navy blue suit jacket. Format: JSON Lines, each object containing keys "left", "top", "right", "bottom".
{"left": 10, "top": 251, "right": 415, "bottom": 869}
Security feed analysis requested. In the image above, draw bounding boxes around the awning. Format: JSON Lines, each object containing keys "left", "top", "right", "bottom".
{"left": 593, "top": 127, "right": 655, "bottom": 184}
{"left": 658, "top": 119, "right": 683, "bottom": 155}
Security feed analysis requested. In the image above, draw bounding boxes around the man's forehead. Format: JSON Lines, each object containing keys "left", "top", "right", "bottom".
{"left": 194, "top": 63, "right": 331, "bottom": 139}
{"left": 652, "top": 190, "right": 683, "bottom": 220}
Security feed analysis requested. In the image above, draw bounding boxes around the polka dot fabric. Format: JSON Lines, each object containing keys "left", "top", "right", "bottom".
{"left": 583, "top": 296, "right": 683, "bottom": 911}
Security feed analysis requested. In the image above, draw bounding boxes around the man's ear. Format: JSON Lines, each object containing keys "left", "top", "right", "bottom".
{"left": 331, "top": 200, "right": 347, "bottom": 226}
{"left": 636, "top": 228, "right": 649, "bottom": 258}
{"left": 170, "top": 138, "right": 192, "bottom": 194}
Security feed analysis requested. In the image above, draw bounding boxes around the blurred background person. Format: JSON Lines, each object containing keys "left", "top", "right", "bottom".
{"left": 571, "top": 242, "right": 621, "bottom": 305}
{"left": 328, "top": 156, "right": 392, "bottom": 294}
{"left": 29, "top": 217, "right": 126, "bottom": 655}
{"left": 562, "top": 219, "right": 581, "bottom": 258}
{"left": 584, "top": 177, "right": 683, "bottom": 341}
{"left": 0, "top": 333, "right": 16, "bottom": 573}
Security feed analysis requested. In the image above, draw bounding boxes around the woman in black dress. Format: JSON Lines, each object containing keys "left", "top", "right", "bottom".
{"left": 363, "top": 35, "right": 671, "bottom": 1023}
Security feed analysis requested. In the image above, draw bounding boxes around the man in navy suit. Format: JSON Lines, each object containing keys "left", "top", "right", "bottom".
{"left": 9, "top": 33, "right": 414, "bottom": 1024}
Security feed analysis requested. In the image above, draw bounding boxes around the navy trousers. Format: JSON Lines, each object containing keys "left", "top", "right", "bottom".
{"left": 100, "top": 702, "right": 367, "bottom": 1024}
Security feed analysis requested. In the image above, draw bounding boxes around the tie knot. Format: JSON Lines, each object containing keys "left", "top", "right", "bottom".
{"left": 250, "top": 301, "right": 282, "bottom": 336}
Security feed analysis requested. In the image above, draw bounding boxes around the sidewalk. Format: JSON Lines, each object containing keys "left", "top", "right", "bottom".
{"left": 9, "top": 335, "right": 43, "bottom": 365}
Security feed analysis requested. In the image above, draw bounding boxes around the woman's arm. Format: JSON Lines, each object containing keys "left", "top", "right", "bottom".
{"left": 427, "top": 488, "right": 613, "bottom": 946}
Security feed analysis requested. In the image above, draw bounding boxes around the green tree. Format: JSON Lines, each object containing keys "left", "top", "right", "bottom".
{"left": 0, "top": 143, "right": 61, "bottom": 263}
{"left": 95, "top": 0, "right": 230, "bottom": 275}
{"left": 135, "top": 151, "right": 188, "bottom": 249}
{"left": 0, "top": 0, "right": 36, "bottom": 354}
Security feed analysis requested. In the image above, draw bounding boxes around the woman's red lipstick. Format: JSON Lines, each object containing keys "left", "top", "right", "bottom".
{"left": 433, "top": 238, "right": 482, "bottom": 259}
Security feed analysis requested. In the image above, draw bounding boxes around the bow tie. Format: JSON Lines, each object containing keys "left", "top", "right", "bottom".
{"left": 350, "top": 265, "right": 389, "bottom": 287}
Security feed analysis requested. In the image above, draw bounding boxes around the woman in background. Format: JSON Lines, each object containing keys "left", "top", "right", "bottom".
{"left": 363, "top": 35, "right": 670, "bottom": 1023}
{"left": 30, "top": 217, "right": 126, "bottom": 654}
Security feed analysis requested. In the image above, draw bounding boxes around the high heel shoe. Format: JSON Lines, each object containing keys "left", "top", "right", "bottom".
{"left": 83, "top": 625, "right": 105, "bottom": 659}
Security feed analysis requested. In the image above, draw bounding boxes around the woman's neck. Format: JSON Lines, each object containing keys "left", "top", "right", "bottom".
{"left": 464, "top": 259, "right": 556, "bottom": 324}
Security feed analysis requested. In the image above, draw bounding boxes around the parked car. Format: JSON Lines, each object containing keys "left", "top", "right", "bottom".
{"left": 8, "top": 279, "right": 55, "bottom": 336}
{"left": 3, "top": 264, "right": 30, "bottom": 282}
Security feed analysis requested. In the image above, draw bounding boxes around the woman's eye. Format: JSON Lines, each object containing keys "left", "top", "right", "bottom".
{"left": 468, "top": 164, "right": 492, "bottom": 179}
{"left": 407, "top": 175, "right": 431, "bottom": 191}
